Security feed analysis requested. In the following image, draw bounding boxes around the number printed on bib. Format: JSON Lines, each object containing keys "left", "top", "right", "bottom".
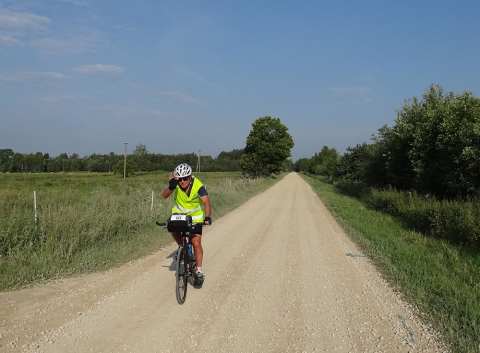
{"left": 170, "top": 214, "right": 187, "bottom": 221}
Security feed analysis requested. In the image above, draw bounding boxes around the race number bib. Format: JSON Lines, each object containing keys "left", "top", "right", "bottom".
{"left": 170, "top": 214, "right": 187, "bottom": 222}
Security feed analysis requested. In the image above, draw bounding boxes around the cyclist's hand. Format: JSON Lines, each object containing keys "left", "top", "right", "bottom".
{"left": 168, "top": 177, "right": 178, "bottom": 190}
{"left": 204, "top": 217, "right": 212, "bottom": 225}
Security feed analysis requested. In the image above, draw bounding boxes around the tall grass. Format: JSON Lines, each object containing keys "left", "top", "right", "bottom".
{"left": 0, "top": 172, "right": 279, "bottom": 290}
{"left": 335, "top": 181, "right": 480, "bottom": 246}
{"left": 304, "top": 175, "right": 480, "bottom": 353}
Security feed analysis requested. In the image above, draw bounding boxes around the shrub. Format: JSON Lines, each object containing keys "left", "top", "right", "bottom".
{"left": 336, "top": 181, "right": 480, "bottom": 247}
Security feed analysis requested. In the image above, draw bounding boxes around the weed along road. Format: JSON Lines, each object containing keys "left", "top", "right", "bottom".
{"left": 1, "top": 173, "right": 446, "bottom": 353}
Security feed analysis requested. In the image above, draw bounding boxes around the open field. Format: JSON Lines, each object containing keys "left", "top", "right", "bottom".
{"left": 303, "top": 174, "right": 480, "bottom": 353}
{"left": 0, "top": 171, "right": 279, "bottom": 290}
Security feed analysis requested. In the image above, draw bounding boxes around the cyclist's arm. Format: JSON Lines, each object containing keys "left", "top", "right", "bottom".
{"left": 161, "top": 187, "right": 173, "bottom": 199}
{"left": 200, "top": 195, "right": 212, "bottom": 218}
{"left": 161, "top": 173, "right": 177, "bottom": 199}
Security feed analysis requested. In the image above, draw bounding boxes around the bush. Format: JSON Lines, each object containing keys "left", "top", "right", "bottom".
{"left": 431, "top": 201, "right": 480, "bottom": 244}
{"left": 112, "top": 160, "right": 136, "bottom": 177}
{"left": 336, "top": 181, "right": 480, "bottom": 247}
{"left": 335, "top": 180, "right": 369, "bottom": 198}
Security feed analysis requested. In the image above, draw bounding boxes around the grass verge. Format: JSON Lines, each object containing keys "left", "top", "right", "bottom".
{"left": 0, "top": 172, "right": 281, "bottom": 290}
{"left": 302, "top": 174, "right": 480, "bottom": 353}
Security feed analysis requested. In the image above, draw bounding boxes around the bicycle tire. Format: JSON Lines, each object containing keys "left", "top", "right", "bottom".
{"left": 175, "top": 247, "right": 188, "bottom": 304}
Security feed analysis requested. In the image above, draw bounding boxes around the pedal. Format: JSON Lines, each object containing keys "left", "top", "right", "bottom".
{"left": 193, "top": 273, "right": 205, "bottom": 288}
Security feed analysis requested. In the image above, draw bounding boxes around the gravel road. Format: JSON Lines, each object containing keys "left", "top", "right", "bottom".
{"left": 0, "top": 173, "right": 447, "bottom": 353}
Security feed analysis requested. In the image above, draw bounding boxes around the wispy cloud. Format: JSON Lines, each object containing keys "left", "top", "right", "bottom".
{"left": 328, "top": 86, "right": 373, "bottom": 103}
{"left": 176, "top": 66, "right": 209, "bottom": 83}
{"left": 0, "top": 8, "right": 50, "bottom": 31}
{"left": 40, "top": 94, "right": 83, "bottom": 103}
{"left": 0, "top": 34, "right": 20, "bottom": 45}
{"left": 0, "top": 71, "right": 67, "bottom": 82}
{"left": 55, "top": 0, "right": 88, "bottom": 7}
{"left": 175, "top": 65, "right": 220, "bottom": 89}
{"left": 158, "top": 90, "right": 201, "bottom": 104}
{"left": 97, "top": 104, "right": 165, "bottom": 118}
{"left": 73, "top": 64, "right": 125, "bottom": 75}
{"left": 0, "top": 7, "right": 102, "bottom": 54}
{"left": 31, "top": 33, "right": 99, "bottom": 54}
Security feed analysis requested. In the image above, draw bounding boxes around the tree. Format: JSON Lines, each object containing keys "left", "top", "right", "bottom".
{"left": 240, "top": 116, "right": 294, "bottom": 176}
{"left": 336, "top": 143, "right": 378, "bottom": 184}
{"left": 294, "top": 158, "right": 312, "bottom": 172}
{"left": 310, "top": 146, "right": 340, "bottom": 181}
{"left": 390, "top": 85, "right": 480, "bottom": 197}
{"left": 371, "top": 125, "right": 415, "bottom": 189}
{"left": 133, "top": 144, "right": 148, "bottom": 156}
{"left": 216, "top": 149, "right": 244, "bottom": 171}
{"left": 132, "top": 144, "right": 153, "bottom": 171}
{"left": 0, "top": 149, "right": 14, "bottom": 172}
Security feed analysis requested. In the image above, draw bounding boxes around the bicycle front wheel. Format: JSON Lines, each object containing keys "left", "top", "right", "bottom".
{"left": 175, "top": 247, "right": 188, "bottom": 304}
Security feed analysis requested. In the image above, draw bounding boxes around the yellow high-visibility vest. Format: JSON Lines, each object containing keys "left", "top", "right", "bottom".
{"left": 171, "top": 177, "right": 205, "bottom": 224}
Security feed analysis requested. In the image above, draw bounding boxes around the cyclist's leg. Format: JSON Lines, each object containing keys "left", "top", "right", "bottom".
{"left": 191, "top": 234, "right": 203, "bottom": 269}
{"left": 171, "top": 232, "right": 182, "bottom": 246}
{"left": 191, "top": 223, "right": 203, "bottom": 270}
{"left": 191, "top": 233, "right": 204, "bottom": 287}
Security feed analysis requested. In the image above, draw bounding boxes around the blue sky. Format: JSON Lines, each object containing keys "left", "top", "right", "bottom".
{"left": 1, "top": 0, "right": 479, "bottom": 160}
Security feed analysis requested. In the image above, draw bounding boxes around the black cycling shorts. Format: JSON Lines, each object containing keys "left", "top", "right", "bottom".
{"left": 171, "top": 223, "right": 202, "bottom": 236}
{"left": 171, "top": 223, "right": 202, "bottom": 235}
{"left": 191, "top": 223, "right": 203, "bottom": 235}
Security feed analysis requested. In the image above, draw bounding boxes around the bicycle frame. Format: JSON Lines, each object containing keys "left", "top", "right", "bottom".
{"left": 156, "top": 220, "right": 197, "bottom": 304}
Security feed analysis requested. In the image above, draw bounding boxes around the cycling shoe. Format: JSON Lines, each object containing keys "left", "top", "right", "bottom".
{"left": 193, "top": 271, "right": 205, "bottom": 288}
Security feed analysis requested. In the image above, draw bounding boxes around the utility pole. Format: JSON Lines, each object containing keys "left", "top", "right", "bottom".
{"left": 123, "top": 142, "right": 128, "bottom": 179}
{"left": 197, "top": 149, "right": 201, "bottom": 173}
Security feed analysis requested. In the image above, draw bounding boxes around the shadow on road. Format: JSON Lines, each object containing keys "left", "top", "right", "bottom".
{"left": 161, "top": 250, "right": 177, "bottom": 272}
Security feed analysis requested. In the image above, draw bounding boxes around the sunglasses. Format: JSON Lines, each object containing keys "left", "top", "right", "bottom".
{"left": 178, "top": 176, "right": 191, "bottom": 182}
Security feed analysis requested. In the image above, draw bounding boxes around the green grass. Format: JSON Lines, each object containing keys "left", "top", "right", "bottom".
{"left": 0, "top": 171, "right": 280, "bottom": 290}
{"left": 302, "top": 175, "right": 480, "bottom": 353}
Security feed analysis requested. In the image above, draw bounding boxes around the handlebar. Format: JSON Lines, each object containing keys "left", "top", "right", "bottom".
{"left": 155, "top": 220, "right": 210, "bottom": 227}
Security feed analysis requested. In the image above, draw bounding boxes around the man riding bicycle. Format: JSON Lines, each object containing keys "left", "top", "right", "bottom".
{"left": 161, "top": 163, "right": 212, "bottom": 286}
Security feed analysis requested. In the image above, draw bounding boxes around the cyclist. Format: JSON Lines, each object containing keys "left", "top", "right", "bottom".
{"left": 161, "top": 163, "right": 212, "bottom": 286}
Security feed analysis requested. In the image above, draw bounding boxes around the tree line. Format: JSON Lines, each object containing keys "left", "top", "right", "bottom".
{"left": 1, "top": 115, "right": 296, "bottom": 177}
{"left": 295, "top": 85, "right": 480, "bottom": 199}
{"left": 0, "top": 146, "right": 244, "bottom": 174}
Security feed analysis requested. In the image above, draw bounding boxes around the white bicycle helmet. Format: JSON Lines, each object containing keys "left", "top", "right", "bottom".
{"left": 174, "top": 163, "right": 192, "bottom": 178}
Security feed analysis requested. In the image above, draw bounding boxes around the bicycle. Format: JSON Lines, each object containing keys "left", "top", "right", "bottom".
{"left": 156, "top": 214, "right": 200, "bottom": 304}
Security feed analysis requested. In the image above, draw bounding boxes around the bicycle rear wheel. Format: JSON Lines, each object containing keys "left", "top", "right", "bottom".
{"left": 175, "top": 247, "right": 188, "bottom": 304}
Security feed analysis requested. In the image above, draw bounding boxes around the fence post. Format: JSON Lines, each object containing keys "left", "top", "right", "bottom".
{"left": 151, "top": 190, "right": 154, "bottom": 211}
{"left": 33, "top": 191, "right": 38, "bottom": 224}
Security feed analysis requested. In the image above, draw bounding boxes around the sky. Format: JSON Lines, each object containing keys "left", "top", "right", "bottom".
{"left": 1, "top": 0, "right": 479, "bottom": 160}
